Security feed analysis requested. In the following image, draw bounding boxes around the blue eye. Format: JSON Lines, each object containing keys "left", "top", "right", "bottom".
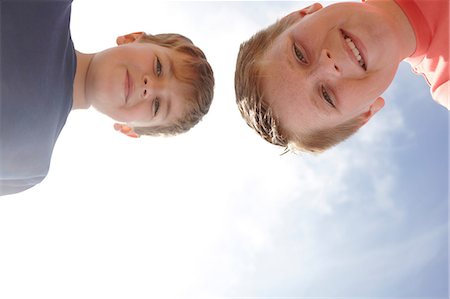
{"left": 293, "top": 43, "right": 307, "bottom": 64}
{"left": 321, "top": 86, "right": 335, "bottom": 108}
{"left": 155, "top": 57, "right": 162, "bottom": 76}
{"left": 153, "top": 98, "right": 160, "bottom": 116}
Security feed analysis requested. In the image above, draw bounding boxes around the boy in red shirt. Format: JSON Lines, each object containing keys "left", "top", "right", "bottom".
{"left": 235, "top": 0, "right": 448, "bottom": 153}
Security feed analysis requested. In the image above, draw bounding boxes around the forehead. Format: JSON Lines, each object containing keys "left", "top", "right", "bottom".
{"left": 134, "top": 41, "right": 189, "bottom": 65}
{"left": 168, "top": 88, "right": 192, "bottom": 126}
{"left": 164, "top": 80, "right": 194, "bottom": 124}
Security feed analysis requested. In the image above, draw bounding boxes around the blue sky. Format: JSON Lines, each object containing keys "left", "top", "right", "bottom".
{"left": 0, "top": 1, "right": 448, "bottom": 298}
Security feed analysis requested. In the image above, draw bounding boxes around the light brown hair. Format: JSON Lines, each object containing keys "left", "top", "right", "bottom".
{"left": 133, "top": 33, "right": 214, "bottom": 136}
{"left": 235, "top": 16, "right": 364, "bottom": 153}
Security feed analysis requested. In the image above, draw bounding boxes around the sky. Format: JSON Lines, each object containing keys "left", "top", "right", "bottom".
{"left": 0, "top": 1, "right": 448, "bottom": 298}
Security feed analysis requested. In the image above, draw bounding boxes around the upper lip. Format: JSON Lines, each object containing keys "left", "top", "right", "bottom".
{"left": 340, "top": 29, "right": 368, "bottom": 71}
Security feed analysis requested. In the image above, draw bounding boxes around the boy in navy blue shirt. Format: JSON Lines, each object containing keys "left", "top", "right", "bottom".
{"left": 0, "top": 1, "right": 214, "bottom": 195}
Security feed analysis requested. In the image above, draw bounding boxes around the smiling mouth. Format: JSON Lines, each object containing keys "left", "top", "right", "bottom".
{"left": 341, "top": 29, "right": 367, "bottom": 71}
{"left": 125, "top": 70, "right": 134, "bottom": 104}
{"left": 125, "top": 70, "right": 130, "bottom": 103}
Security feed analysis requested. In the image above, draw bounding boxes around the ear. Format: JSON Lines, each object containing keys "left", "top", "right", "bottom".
{"left": 299, "top": 2, "right": 323, "bottom": 16}
{"left": 286, "top": 2, "right": 323, "bottom": 19}
{"left": 359, "top": 97, "right": 385, "bottom": 126}
{"left": 116, "top": 32, "right": 145, "bottom": 46}
{"left": 114, "top": 123, "right": 140, "bottom": 138}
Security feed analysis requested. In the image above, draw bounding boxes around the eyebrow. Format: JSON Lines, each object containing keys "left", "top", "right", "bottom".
{"left": 285, "top": 40, "right": 296, "bottom": 71}
{"left": 161, "top": 53, "right": 175, "bottom": 121}
{"left": 163, "top": 98, "right": 171, "bottom": 120}
{"left": 165, "top": 53, "right": 175, "bottom": 79}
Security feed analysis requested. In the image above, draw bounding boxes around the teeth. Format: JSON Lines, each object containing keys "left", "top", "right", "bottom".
{"left": 346, "top": 38, "right": 361, "bottom": 61}
{"left": 345, "top": 35, "right": 366, "bottom": 69}
{"left": 346, "top": 38, "right": 356, "bottom": 50}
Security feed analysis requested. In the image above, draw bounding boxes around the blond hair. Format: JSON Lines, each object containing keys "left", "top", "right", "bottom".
{"left": 235, "top": 16, "right": 364, "bottom": 153}
{"left": 133, "top": 33, "right": 214, "bottom": 136}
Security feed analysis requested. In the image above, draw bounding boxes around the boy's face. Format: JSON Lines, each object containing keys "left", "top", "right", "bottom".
{"left": 260, "top": 2, "right": 402, "bottom": 137}
{"left": 85, "top": 35, "right": 191, "bottom": 129}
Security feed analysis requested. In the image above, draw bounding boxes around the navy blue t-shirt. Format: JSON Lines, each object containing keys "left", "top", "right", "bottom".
{"left": 0, "top": 1, "right": 76, "bottom": 195}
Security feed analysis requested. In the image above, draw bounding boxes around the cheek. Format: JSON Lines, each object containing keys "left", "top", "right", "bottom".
{"left": 370, "top": 66, "right": 398, "bottom": 96}
{"left": 348, "top": 62, "right": 399, "bottom": 104}
{"left": 126, "top": 103, "right": 152, "bottom": 122}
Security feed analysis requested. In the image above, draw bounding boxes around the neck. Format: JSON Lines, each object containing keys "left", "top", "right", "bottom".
{"left": 72, "top": 51, "right": 94, "bottom": 110}
{"left": 366, "top": 0, "right": 416, "bottom": 59}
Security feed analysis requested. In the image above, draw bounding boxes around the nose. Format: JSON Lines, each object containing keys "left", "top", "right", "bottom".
{"left": 318, "top": 49, "right": 341, "bottom": 75}
{"left": 141, "top": 75, "right": 151, "bottom": 99}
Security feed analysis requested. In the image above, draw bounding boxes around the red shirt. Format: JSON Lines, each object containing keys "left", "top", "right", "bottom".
{"left": 396, "top": 0, "right": 449, "bottom": 109}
